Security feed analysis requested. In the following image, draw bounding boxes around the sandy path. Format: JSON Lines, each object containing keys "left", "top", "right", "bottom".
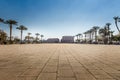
{"left": 0, "top": 44, "right": 120, "bottom": 80}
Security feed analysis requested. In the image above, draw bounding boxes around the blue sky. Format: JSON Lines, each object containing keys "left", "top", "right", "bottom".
{"left": 0, "top": 0, "right": 120, "bottom": 39}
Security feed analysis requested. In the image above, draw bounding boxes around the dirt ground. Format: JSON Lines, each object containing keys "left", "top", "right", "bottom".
{"left": 0, "top": 44, "right": 120, "bottom": 80}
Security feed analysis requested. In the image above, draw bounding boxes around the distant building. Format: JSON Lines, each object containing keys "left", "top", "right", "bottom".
{"left": 47, "top": 38, "right": 59, "bottom": 43}
{"left": 61, "top": 36, "right": 74, "bottom": 43}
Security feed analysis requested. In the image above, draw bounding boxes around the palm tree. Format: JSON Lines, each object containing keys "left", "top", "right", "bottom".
{"left": 40, "top": 35, "right": 44, "bottom": 43}
{"left": 28, "top": 32, "right": 31, "bottom": 43}
{"left": 106, "top": 23, "right": 111, "bottom": 32}
{"left": 78, "top": 33, "right": 82, "bottom": 43}
{"left": 35, "top": 33, "right": 40, "bottom": 43}
{"left": 113, "top": 16, "right": 120, "bottom": 33}
{"left": 5, "top": 20, "right": 17, "bottom": 43}
{"left": 91, "top": 29, "right": 94, "bottom": 42}
{"left": 14, "top": 36, "right": 20, "bottom": 44}
{"left": 109, "top": 31, "right": 114, "bottom": 43}
{"left": 99, "top": 28, "right": 105, "bottom": 44}
{"left": 92, "top": 26, "right": 99, "bottom": 43}
{"left": 76, "top": 34, "right": 79, "bottom": 42}
{"left": 88, "top": 29, "right": 94, "bottom": 43}
{"left": 86, "top": 30, "right": 90, "bottom": 43}
{"left": 16, "top": 25, "right": 27, "bottom": 44}
{"left": 25, "top": 36, "right": 29, "bottom": 42}
{"left": 106, "top": 23, "right": 111, "bottom": 43}
{"left": 30, "top": 36, "right": 34, "bottom": 43}
{"left": 99, "top": 27, "right": 109, "bottom": 44}
{"left": 83, "top": 32, "right": 87, "bottom": 43}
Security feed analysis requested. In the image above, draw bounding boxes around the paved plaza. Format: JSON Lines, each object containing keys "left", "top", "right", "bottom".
{"left": 0, "top": 44, "right": 120, "bottom": 80}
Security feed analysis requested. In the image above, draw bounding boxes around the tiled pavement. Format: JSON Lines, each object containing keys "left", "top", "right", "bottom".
{"left": 0, "top": 44, "right": 120, "bottom": 80}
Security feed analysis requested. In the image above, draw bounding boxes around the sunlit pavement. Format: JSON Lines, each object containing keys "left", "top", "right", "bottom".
{"left": 0, "top": 44, "right": 120, "bottom": 80}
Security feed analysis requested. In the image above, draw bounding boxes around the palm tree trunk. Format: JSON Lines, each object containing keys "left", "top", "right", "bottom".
{"left": 10, "top": 24, "right": 12, "bottom": 43}
{"left": 90, "top": 33, "right": 92, "bottom": 43}
{"left": 111, "top": 33, "right": 113, "bottom": 43}
{"left": 115, "top": 21, "right": 120, "bottom": 43}
{"left": 95, "top": 31, "right": 97, "bottom": 42}
{"left": 77, "top": 36, "right": 78, "bottom": 42}
{"left": 91, "top": 33, "right": 94, "bottom": 42}
{"left": 41, "top": 37, "right": 42, "bottom": 43}
{"left": 21, "top": 30, "right": 23, "bottom": 44}
{"left": 85, "top": 34, "right": 86, "bottom": 43}
{"left": 28, "top": 35, "right": 30, "bottom": 43}
{"left": 78, "top": 35, "right": 80, "bottom": 43}
{"left": 36, "top": 36, "right": 38, "bottom": 43}
{"left": 109, "top": 32, "right": 112, "bottom": 43}
{"left": 76, "top": 36, "right": 78, "bottom": 43}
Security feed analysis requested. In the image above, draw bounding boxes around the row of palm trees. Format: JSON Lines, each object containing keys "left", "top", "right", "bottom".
{"left": 0, "top": 18, "right": 44, "bottom": 44}
{"left": 82, "top": 26, "right": 100, "bottom": 44}
{"left": 76, "top": 16, "right": 120, "bottom": 44}
{"left": 24, "top": 32, "right": 44, "bottom": 43}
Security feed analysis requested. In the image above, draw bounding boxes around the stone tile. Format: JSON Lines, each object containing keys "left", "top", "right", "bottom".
{"left": 28, "top": 64, "right": 44, "bottom": 69}
{"left": 109, "top": 73, "right": 120, "bottom": 80}
{"left": 57, "top": 77, "right": 76, "bottom": 80}
{"left": 58, "top": 69, "right": 75, "bottom": 78}
{"left": 84, "top": 65, "right": 100, "bottom": 70}
{"left": 37, "top": 73, "right": 56, "bottom": 80}
{"left": 59, "top": 66, "right": 71, "bottom": 70}
{"left": 70, "top": 62, "right": 83, "bottom": 67}
{"left": 42, "top": 66, "right": 57, "bottom": 73}
{"left": 72, "top": 67, "right": 89, "bottom": 74}
{"left": 89, "top": 70, "right": 113, "bottom": 79}
{"left": 102, "top": 67, "right": 120, "bottom": 73}
{"left": 16, "top": 76, "right": 37, "bottom": 80}
{"left": 76, "top": 73, "right": 96, "bottom": 80}
{"left": 20, "top": 69, "right": 41, "bottom": 76}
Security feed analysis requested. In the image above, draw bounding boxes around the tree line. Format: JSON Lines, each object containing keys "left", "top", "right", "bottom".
{"left": 0, "top": 18, "right": 44, "bottom": 44}
{"left": 76, "top": 16, "right": 120, "bottom": 44}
